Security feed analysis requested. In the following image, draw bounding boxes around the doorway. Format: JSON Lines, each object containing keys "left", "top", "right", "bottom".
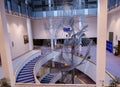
{"left": 109, "top": 32, "right": 113, "bottom": 42}
{"left": 118, "top": 41, "right": 120, "bottom": 55}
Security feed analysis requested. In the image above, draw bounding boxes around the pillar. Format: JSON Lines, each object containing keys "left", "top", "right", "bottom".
{"left": 96, "top": 0, "right": 108, "bottom": 87}
{"left": 79, "top": 17, "right": 83, "bottom": 53}
{"left": 48, "top": 0, "right": 54, "bottom": 50}
{"left": 78, "top": 0, "right": 82, "bottom": 8}
{"left": 27, "top": 18, "right": 33, "bottom": 50}
{"left": 49, "top": 18, "right": 54, "bottom": 50}
{"left": 0, "top": 0, "right": 14, "bottom": 87}
{"left": 54, "top": 39, "right": 57, "bottom": 47}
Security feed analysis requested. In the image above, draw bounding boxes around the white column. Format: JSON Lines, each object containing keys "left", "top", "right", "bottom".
{"left": 27, "top": 18, "right": 33, "bottom": 50}
{"left": 49, "top": 18, "right": 54, "bottom": 50}
{"left": 78, "top": 0, "right": 82, "bottom": 8}
{"left": 0, "top": 0, "right": 14, "bottom": 87}
{"left": 48, "top": 0, "right": 54, "bottom": 50}
{"left": 96, "top": 0, "right": 108, "bottom": 87}
{"left": 54, "top": 39, "right": 57, "bottom": 46}
{"left": 79, "top": 17, "right": 83, "bottom": 53}
{"left": 79, "top": 18, "right": 82, "bottom": 30}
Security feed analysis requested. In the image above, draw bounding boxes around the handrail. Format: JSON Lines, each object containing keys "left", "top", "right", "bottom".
{"left": 38, "top": 71, "right": 50, "bottom": 82}
{"left": 15, "top": 83, "right": 96, "bottom": 87}
{"left": 15, "top": 49, "right": 115, "bottom": 86}
{"left": 65, "top": 51, "right": 115, "bottom": 81}
{"left": 50, "top": 72, "right": 62, "bottom": 83}
{"left": 56, "top": 51, "right": 114, "bottom": 84}
{"left": 78, "top": 54, "right": 115, "bottom": 80}
{"left": 76, "top": 54, "right": 115, "bottom": 80}
{"left": 74, "top": 53, "right": 115, "bottom": 85}
{"left": 33, "top": 52, "right": 53, "bottom": 84}
{"left": 15, "top": 50, "right": 41, "bottom": 83}
{"left": 34, "top": 51, "right": 60, "bottom": 83}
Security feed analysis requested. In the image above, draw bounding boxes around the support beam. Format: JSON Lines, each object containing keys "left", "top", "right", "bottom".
{"left": 79, "top": 17, "right": 83, "bottom": 52}
{"left": 96, "top": 0, "right": 108, "bottom": 87}
{"left": 49, "top": 18, "right": 54, "bottom": 50}
{"left": 27, "top": 18, "right": 33, "bottom": 50}
{"left": 48, "top": 0, "right": 54, "bottom": 50}
{"left": 0, "top": 0, "right": 14, "bottom": 87}
{"left": 78, "top": 0, "right": 82, "bottom": 8}
{"left": 54, "top": 39, "right": 57, "bottom": 47}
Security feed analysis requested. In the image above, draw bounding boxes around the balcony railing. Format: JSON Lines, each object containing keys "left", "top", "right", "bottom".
{"left": 15, "top": 83, "right": 96, "bottom": 87}
{"left": 108, "top": 0, "right": 120, "bottom": 11}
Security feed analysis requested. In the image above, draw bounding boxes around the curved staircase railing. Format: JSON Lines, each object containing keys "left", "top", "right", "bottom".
{"left": 15, "top": 51, "right": 41, "bottom": 83}
{"left": 15, "top": 50, "right": 115, "bottom": 86}
{"left": 15, "top": 51, "right": 61, "bottom": 83}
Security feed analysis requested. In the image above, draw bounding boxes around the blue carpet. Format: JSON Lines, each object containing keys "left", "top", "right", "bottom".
{"left": 40, "top": 74, "right": 54, "bottom": 83}
{"left": 16, "top": 55, "right": 41, "bottom": 83}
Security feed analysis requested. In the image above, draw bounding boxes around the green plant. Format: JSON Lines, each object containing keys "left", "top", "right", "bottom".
{"left": 113, "top": 45, "right": 119, "bottom": 56}
{"left": 0, "top": 78, "right": 11, "bottom": 87}
{"left": 109, "top": 77, "right": 120, "bottom": 87}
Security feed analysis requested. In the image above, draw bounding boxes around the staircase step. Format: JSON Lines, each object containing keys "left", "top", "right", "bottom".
{"left": 22, "top": 67, "right": 34, "bottom": 70}
{"left": 16, "top": 78, "right": 35, "bottom": 83}
{"left": 41, "top": 80, "right": 50, "bottom": 83}
{"left": 18, "top": 73, "right": 33, "bottom": 77}
{"left": 19, "top": 71, "right": 33, "bottom": 75}
{"left": 16, "top": 56, "right": 42, "bottom": 83}
{"left": 25, "top": 64, "right": 35, "bottom": 67}
{"left": 42, "top": 78, "right": 52, "bottom": 80}
{"left": 17, "top": 75, "right": 34, "bottom": 81}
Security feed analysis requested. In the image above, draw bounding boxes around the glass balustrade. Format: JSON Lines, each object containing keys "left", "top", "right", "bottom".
{"left": 4, "top": 0, "right": 97, "bottom": 18}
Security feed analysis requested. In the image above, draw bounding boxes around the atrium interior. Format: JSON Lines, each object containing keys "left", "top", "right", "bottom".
{"left": 0, "top": 0, "right": 120, "bottom": 87}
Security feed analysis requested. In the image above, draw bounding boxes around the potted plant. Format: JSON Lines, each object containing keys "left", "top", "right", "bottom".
{"left": 113, "top": 45, "right": 119, "bottom": 56}
{"left": 0, "top": 78, "right": 11, "bottom": 87}
{"left": 109, "top": 76, "right": 120, "bottom": 87}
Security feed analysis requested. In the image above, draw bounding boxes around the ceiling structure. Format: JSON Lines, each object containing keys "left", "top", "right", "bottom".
{"left": 4, "top": 0, "right": 120, "bottom": 17}
{"left": 32, "top": 0, "right": 97, "bottom": 11}
{"left": 4, "top": 0, "right": 98, "bottom": 17}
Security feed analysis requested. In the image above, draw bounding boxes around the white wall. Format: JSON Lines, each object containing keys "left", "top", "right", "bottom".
{"left": 31, "top": 17, "right": 68, "bottom": 39}
{"left": 5, "top": 14, "right": 97, "bottom": 59}
{"left": 84, "top": 16, "right": 97, "bottom": 37}
{"left": 32, "top": 18, "right": 51, "bottom": 39}
{"left": 107, "top": 7, "right": 120, "bottom": 46}
{"left": 6, "top": 14, "right": 29, "bottom": 59}
{"left": 32, "top": 16, "right": 97, "bottom": 39}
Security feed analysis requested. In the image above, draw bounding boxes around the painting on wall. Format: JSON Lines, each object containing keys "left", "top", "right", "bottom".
{"left": 23, "top": 35, "right": 29, "bottom": 44}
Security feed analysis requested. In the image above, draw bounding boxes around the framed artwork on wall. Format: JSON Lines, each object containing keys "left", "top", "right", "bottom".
{"left": 23, "top": 35, "right": 29, "bottom": 44}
